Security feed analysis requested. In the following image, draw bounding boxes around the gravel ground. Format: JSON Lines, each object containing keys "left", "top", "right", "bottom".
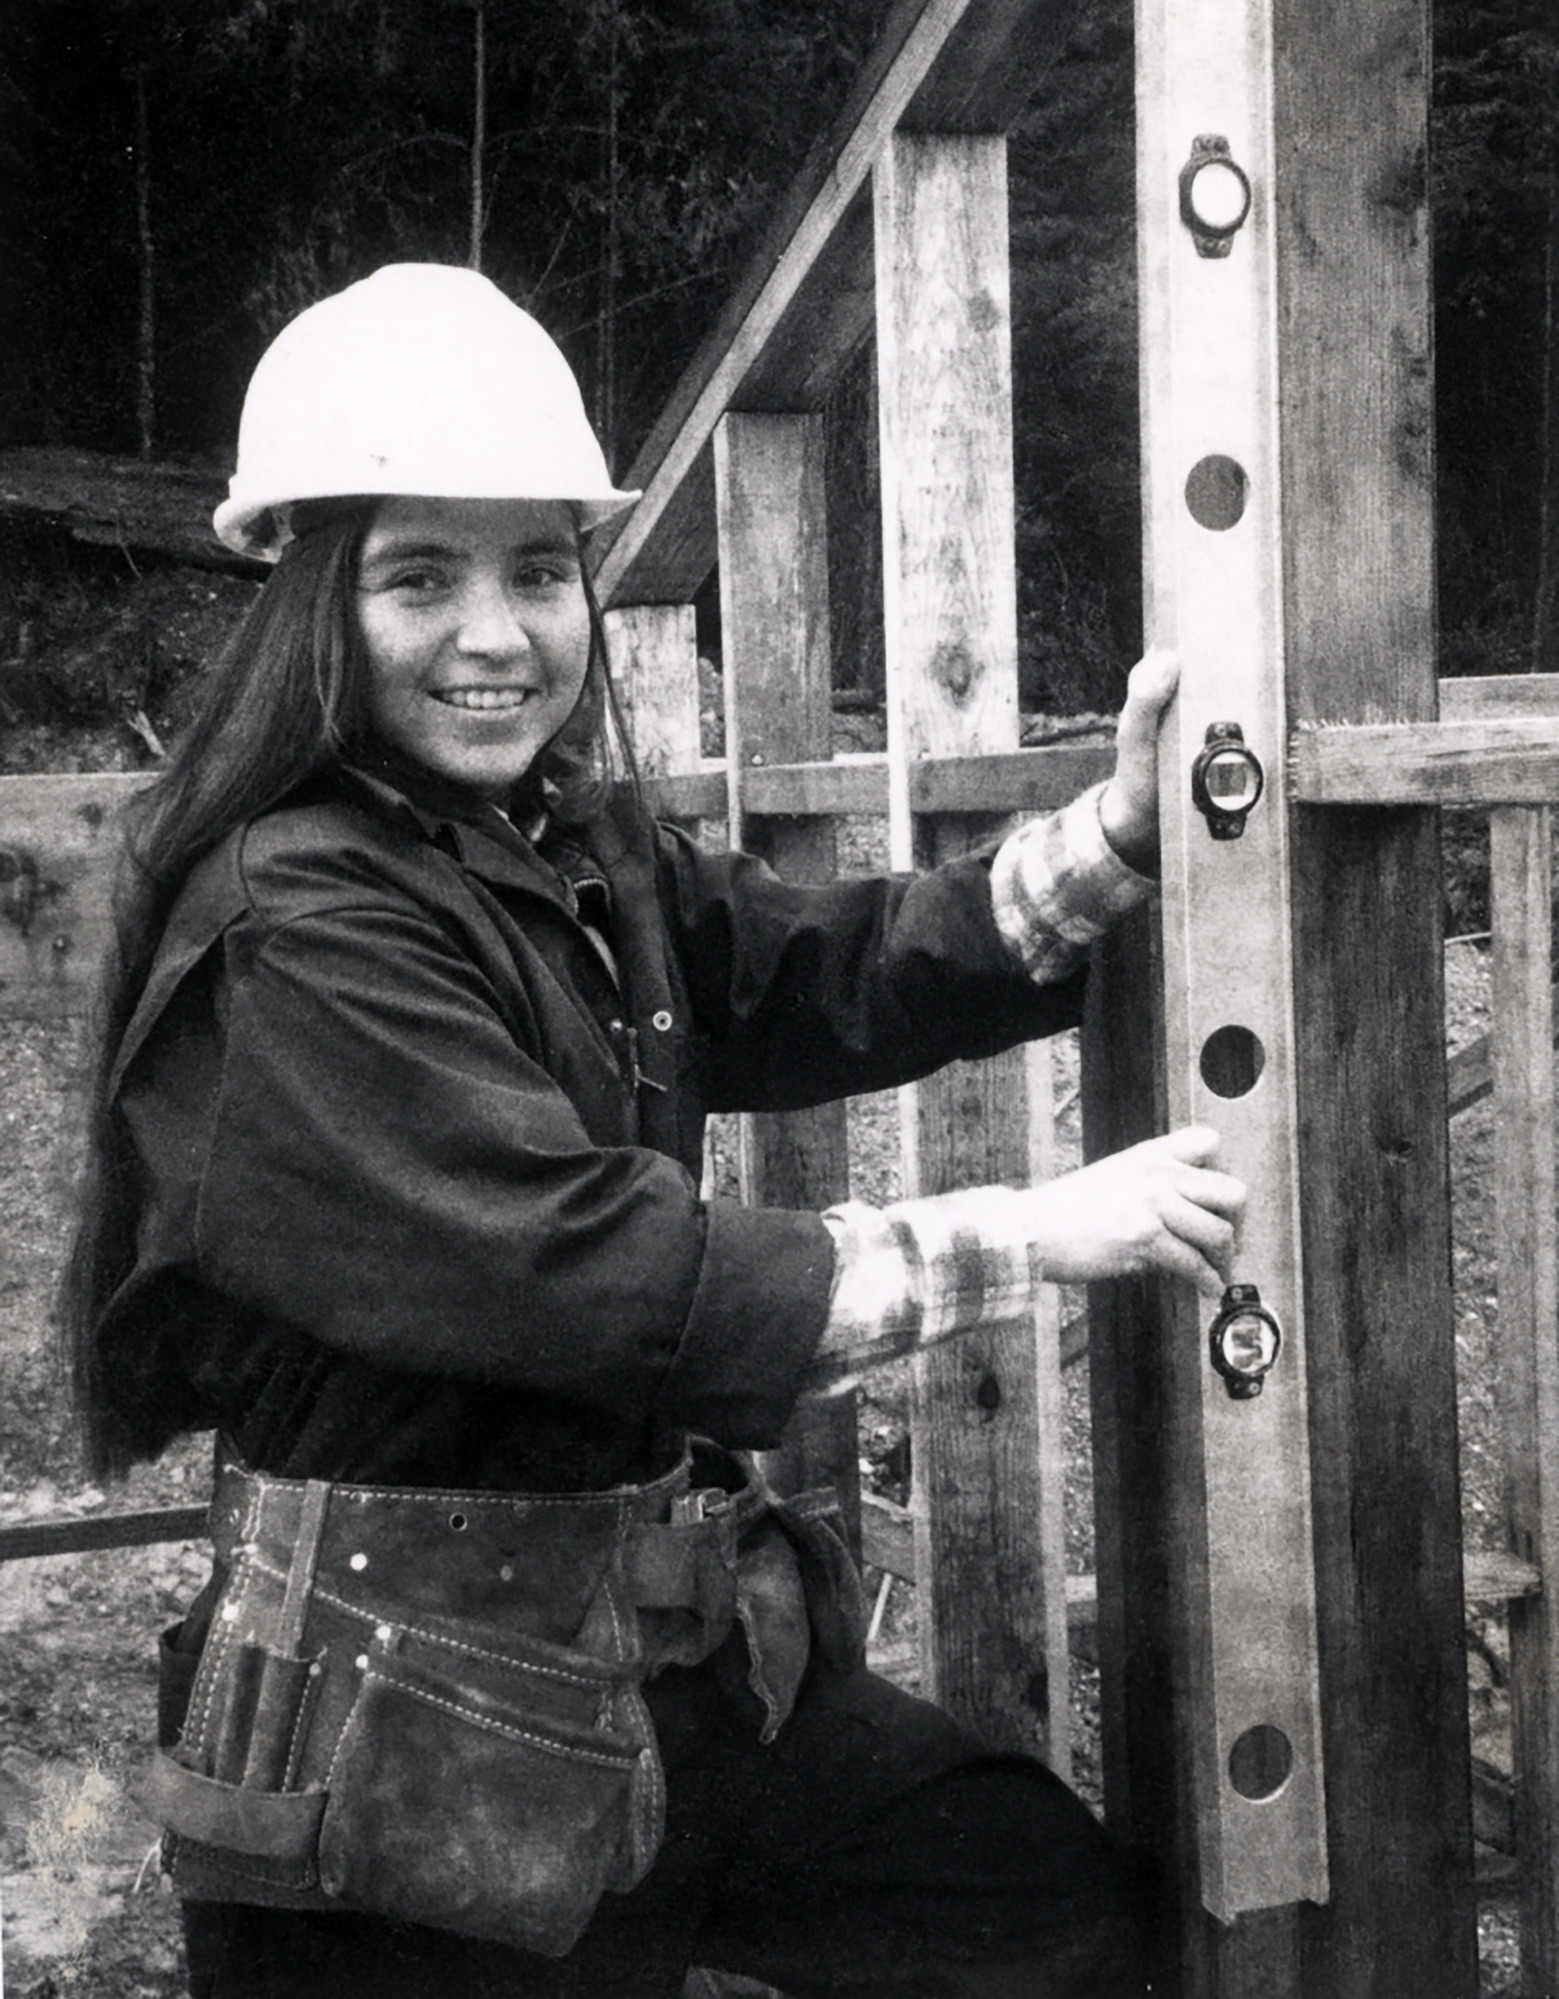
{"left": 0, "top": 923, "right": 1525, "bottom": 1998}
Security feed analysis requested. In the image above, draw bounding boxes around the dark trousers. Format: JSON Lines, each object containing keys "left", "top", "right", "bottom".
{"left": 182, "top": 1658, "right": 1175, "bottom": 1999}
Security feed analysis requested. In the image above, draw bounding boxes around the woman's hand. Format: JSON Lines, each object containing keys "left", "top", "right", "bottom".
{"left": 1018, "top": 1125, "right": 1245, "bottom": 1298}
{"left": 1097, "top": 647, "right": 1180, "bottom": 872}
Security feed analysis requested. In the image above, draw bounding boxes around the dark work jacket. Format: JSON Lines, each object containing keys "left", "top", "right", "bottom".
{"left": 98, "top": 764, "right": 1085, "bottom": 1495}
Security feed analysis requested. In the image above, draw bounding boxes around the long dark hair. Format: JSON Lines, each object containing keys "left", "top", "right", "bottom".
{"left": 60, "top": 500, "right": 634, "bottom": 1476}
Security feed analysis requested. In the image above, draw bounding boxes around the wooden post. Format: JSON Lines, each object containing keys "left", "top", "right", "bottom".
{"left": 1491, "top": 805, "right": 1559, "bottom": 1990}
{"left": 605, "top": 603, "right": 701, "bottom": 784}
{"left": 1275, "top": 0, "right": 1473, "bottom": 1986}
{"left": 712, "top": 413, "right": 860, "bottom": 1541}
{"left": 874, "top": 129, "right": 1070, "bottom": 1769}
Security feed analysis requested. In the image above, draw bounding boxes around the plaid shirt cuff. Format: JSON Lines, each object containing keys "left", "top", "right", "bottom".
{"left": 806, "top": 1191, "right": 1041, "bottom": 1392}
{"left": 990, "top": 783, "right": 1154, "bottom": 986}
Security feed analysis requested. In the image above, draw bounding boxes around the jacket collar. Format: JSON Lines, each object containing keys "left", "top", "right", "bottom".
{"left": 338, "top": 751, "right": 617, "bottom": 917}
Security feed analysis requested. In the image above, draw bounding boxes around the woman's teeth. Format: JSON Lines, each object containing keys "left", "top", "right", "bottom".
{"left": 437, "top": 688, "right": 530, "bottom": 710}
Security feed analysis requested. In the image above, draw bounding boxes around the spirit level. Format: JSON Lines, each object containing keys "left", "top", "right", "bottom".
{"left": 1137, "top": 0, "right": 1329, "bottom": 1919}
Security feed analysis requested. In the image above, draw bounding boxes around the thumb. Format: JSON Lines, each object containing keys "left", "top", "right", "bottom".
{"left": 1117, "top": 648, "right": 1180, "bottom": 751}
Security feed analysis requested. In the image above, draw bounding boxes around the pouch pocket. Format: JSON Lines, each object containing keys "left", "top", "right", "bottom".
{"left": 150, "top": 1636, "right": 329, "bottom": 1899}
{"left": 206, "top": 1643, "right": 324, "bottom": 1791}
{"left": 317, "top": 1639, "right": 650, "bottom": 1958}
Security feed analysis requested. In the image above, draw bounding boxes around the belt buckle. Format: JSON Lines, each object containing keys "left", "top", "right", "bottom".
{"left": 670, "top": 1488, "right": 728, "bottom": 1526}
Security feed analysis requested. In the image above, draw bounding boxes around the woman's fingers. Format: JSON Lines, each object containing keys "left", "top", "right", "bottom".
{"left": 1173, "top": 1163, "right": 1249, "bottom": 1222}
{"left": 1158, "top": 1190, "right": 1240, "bottom": 1292}
{"left": 1146, "top": 1131, "right": 1246, "bottom": 1292}
{"left": 1022, "top": 1126, "right": 1247, "bottom": 1296}
{"left": 1146, "top": 1226, "right": 1231, "bottom": 1299}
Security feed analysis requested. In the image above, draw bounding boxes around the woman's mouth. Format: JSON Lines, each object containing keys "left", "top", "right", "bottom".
{"left": 433, "top": 687, "right": 533, "bottom": 711}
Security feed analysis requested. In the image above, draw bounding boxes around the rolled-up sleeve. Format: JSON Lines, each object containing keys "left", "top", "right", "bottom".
{"left": 989, "top": 784, "right": 1153, "bottom": 986}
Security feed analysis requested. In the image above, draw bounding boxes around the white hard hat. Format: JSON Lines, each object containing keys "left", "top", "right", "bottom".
{"left": 214, "top": 264, "right": 639, "bottom": 559}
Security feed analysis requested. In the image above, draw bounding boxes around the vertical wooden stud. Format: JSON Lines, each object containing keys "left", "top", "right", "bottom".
{"left": 605, "top": 603, "right": 701, "bottom": 782}
{"left": 874, "top": 130, "right": 1069, "bottom": 1769}
{"left": 1275, "top": 0, "right": 1473, "bottom": 1986}
{"left": 713, "top": 412, "right": 859, "bottom": 1539}
{"left": 1492, "top": 805, "right": 1559, "bottom": 1990}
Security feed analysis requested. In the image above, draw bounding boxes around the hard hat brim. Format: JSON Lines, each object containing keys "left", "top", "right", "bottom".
{"left": 214, "top": 483, "right": 640, "bottom": 563}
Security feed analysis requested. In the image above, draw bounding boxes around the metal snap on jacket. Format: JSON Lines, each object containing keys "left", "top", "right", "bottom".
{"left": 652, "top": 1010, "right": 673, "bottom": 1031}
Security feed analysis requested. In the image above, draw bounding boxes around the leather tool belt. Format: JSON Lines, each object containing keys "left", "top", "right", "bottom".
{"left": 145, "top": 1441, "right": 860, "bottom": 1958}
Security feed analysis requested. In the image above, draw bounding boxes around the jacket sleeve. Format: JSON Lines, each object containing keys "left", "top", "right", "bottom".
{"left": 654, "top": 822, "right": 1090, "bottom": 1114}
{"left": 123, "top": 890, "right": 834, "bottom": 1446}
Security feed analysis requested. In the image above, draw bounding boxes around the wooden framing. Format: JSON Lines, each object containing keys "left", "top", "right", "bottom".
{"left": 593, "top": 0, "right": 1087, "bottom": 614}
{"left": 1291, "top": 716, "right": 1559, "bottom": 805}
{"left": 1269, "top": 0, "right": 1472, "bottom": 1984}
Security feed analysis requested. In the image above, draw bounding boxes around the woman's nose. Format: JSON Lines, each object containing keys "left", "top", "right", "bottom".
{"left": 455, "top": 578, "right": 530, "bottom": 656}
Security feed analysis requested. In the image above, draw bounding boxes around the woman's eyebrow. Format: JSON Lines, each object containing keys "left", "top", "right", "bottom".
{"left": 360, "top": 539, "right": 458, "bottom": 567}
{"left": 360, "top": 536, "right": 578, "bottom": 569}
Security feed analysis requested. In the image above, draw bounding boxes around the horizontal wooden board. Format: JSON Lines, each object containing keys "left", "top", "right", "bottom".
{"left": 0, "top": 773, "right": 149, "bottom": 1018}
{"left": 1290, "top": 717, "right": 1559, "bottom": 805}
{"left": 1441, "top": 674, "right": 1559, "bottom": 720}
{"left": 643, "top": 741, "right": 1113, "bottom": 823}
{"left": 0, "top": 1505, "right": 209, "bottom": 1564}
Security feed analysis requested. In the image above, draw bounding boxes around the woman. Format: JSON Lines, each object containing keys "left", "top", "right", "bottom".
{"left": 64, "top": 264, "right": 1243, "bottom": 1998}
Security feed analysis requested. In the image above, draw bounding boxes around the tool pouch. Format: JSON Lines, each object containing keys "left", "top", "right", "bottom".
{"left": 145, "top": 1458, "right": 701, "bottom": 1958}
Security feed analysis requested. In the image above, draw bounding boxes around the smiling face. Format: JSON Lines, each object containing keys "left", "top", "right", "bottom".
{"left": 355, "top": 496, "right": 593, "bottom": 803}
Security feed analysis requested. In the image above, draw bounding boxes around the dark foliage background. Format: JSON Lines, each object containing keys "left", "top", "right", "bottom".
{"left": 0, "top": 0, "right": 1555, "bottom": 733}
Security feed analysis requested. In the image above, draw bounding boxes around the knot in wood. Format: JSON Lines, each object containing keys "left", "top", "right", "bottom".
{"left": 932, "top": 642, "right": 975, "bottom": 702}
{"left": 0, "top": 848, "right": 49, "bottom": 938}
{"left": 966, "top": 292, "right": 1001, "bottom": 336}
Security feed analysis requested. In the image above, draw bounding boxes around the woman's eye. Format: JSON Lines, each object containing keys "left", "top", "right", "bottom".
{"left": 513, "top": 563, "right": 568, "bottom": 591}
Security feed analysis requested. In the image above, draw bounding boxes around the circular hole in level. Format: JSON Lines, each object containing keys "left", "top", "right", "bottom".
{"left": 1185, "top": 454, "right": 1248, "bottom": 531}
{"left": 1229, "top": 1723, "right": 1293, "bottom": 1801}
{"left": 1199, "top": 1025, "right": 1265, "bottom": 1099}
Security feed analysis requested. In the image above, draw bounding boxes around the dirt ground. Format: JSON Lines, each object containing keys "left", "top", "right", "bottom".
{"left": 0, "top": 907, "right": 1526, "bottom": 1997}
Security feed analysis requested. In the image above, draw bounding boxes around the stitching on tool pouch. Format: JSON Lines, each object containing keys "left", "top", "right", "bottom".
{"left": 318, "top": 1481, "right": 652, "bottom": 1510}
{"left": 604, "top": 1576, "right": 627, "bottom": 1662}
{"left": 360, "top": 1669, "right": 637, "bottom": 1768}
{"left": 189, "top": 1565, "right": 248, "bottom": 1754}
{"left": 625, "top": 1684, "right": 663, "bottom": 1830}
{"left": 283, "top": 1664, "right": 319, "bottom": 1791}
{"left": 323, "top": 1681, "right": 368, "bottom": 1793}
{"left": 243, "top": 1551, "right": 609, "bottom": 1687}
